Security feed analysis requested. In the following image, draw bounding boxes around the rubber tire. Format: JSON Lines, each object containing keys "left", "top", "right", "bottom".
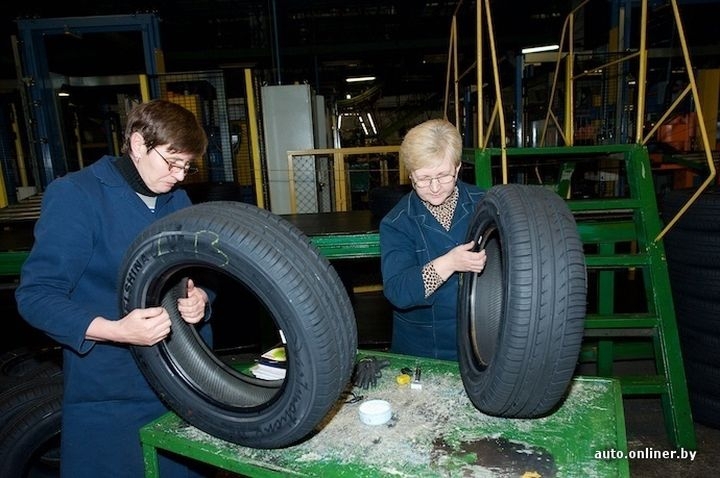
{"left": 119, "top": 201, "right": 358, "bottom": 449}
{"left": 0, "top": 391, "right": 62, "bottom": 477}
{"left": 664, "top": 228, "right": 720, "bottom": 268}
{"left": 0, "top": 376, "right": 64, "bottom": 430}
{"left": 689, "top": 390, "right": 720, "bottom": 429}
{"left": 0, "top": 347, "right": 63, "bottom": 392}
{"left": 679, "top": 325, "right": 720, "bottom": 368}
{"left": 0, "top": 347, "right": 62, "bottom": 378}
{"left": 666, "top": 260, "right": 720, "bottom": 299}
{"left": 660, "top": 187, "right": 720, "bottom": 232}
{"left": 674, "top": 294, "right": 720, "bottom": 334}
{"left": 458, "top": 184, "right": 587, "bottom": 417}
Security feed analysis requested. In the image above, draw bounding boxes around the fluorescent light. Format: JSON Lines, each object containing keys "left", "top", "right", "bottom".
{"left": 521, "top": 44, "right": 560, "bottom": 54}
{"left": 366, "top": 112, "right": 377, "bottom": 135}
{"left": 346, "top": 76, "right": 376, "bottom": 83}
{"left": 357, "top": 115, "right": 369, "bottom": 135}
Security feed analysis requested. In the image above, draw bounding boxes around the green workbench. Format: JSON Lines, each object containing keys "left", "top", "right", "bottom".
{"left": 140, "top": 351, "right": 629, "bottom": 477}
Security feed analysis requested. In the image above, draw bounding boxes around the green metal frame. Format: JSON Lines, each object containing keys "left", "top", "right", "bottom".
{"left": 470, "top": 143, "right": 696, "bottom": 450}
{"left": 309, "top": 233, "right": 380, "bottom": 259}
{"left": 0, "top": 233, "right": 380, "bottom": 277}
{"left": 0, "top": 251, "right": 26, "bottom": 277}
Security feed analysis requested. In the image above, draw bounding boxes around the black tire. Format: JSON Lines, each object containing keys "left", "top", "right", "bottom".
{"left": 0, "top": 377, "right": 64, "bottom": 430}
{"left": 665, "top": 228, "right": 720, "bottom": 268}
{"left": 660, "top": 187, "right": 720, "bottom": 232}
{"left": 0, "top": 347, "right": 63, "bottom": 392}
{"left": 458, "top": 184, "right": 587, "bottom": 417}
{"left": 684, "top": 359, "right": 720, "bottom": 397}
{"left": 0, "top": 347, "right": 62, "bottom": 378}
{"left": 119, "top": 201, "right": 358, "bottom": 448}
{"left": 679, "top": 325, "right": 720, "bottom": 368}
{"left": 666, "top": 260, "right": 720, "bottom": 300}
{"left": 689, "top": 390, "right": 720, "bottom": 429}
{"left": 674, "top": 293, "right": 720, "bottom": 334}
{"left": 0, "top": 391, "right": 62, "bottom": 477}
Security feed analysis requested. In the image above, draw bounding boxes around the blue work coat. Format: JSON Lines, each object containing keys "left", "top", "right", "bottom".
{"left": 15, "top": 156, "right": 206, "bottom": 477}
{"left": 380, "top": 180, "right": 485, "bottom": 360}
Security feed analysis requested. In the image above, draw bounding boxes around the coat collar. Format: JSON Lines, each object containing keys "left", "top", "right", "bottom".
{"left": 404, "top": 181, "right": 481, "bottom": 233}
{"left": 92, "top": 156, "right": 177, "bottom": 210}
{"left": 406, "top": 181, "right": 480, "bottom": 218}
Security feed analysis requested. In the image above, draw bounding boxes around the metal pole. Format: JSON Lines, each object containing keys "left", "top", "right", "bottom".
{"left": 515, "top": 54, "right": 524, "bottom": 147}
{"left": 270, "top": 0, "right": 282, "bottom": 85}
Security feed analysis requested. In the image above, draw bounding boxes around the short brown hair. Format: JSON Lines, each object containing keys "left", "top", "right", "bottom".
{"left": 121, "top": 99, "right": 208, "bottom": 158}
{"left": 399, "top": 118, "right": 462, "bottom": 172}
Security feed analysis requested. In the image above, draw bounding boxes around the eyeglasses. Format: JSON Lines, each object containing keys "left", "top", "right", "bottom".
{"left": 410, "top": 172, "right": 457, "bottom": 189}
{"left": 153, "top": 148, "right": 199, "bottom": 175}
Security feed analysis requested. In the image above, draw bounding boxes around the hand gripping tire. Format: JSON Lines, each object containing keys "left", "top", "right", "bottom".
{"left": 458, "top": 184, "right": 587, "bottom": 417}
{"left": 119, "top": 201, "right": 358, "bottom": 448}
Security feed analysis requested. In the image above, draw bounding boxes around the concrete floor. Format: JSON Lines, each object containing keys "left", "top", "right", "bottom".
{"left": 624, "top": 397, "right": 720, "bottom": 477}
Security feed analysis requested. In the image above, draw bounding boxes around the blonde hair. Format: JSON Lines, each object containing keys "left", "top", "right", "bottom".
{"left": 399, "top": 119, "right": 462, "bottom": 172}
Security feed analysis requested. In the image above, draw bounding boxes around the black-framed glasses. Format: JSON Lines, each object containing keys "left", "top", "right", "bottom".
{"left": 410, "top": 171, "right": 457, "bottom": 189}
{"left": 153, "top": 148, "right": 199, "bottom": 175}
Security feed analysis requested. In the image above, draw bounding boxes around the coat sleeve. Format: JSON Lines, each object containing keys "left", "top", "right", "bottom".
{"left": 15, "top": 179, "right": 100, "bottom": 354}
{"left": 379, "top": 213, "right": 432, "bottom": 309}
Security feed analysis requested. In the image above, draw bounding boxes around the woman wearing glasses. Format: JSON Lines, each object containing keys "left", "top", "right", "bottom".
{"left": 16, "top": 100, "right": 211, "bottom": 477}
{"left": 380, "top": 118, "right": 486, "bottom": 360}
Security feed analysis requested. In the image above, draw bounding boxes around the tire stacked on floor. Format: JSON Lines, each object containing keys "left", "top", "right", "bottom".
{"left": 661, "top": 187, "right": 720, "bottom": 428}
{"left": 0, "top": 346, "right": 63, "bottom": 477}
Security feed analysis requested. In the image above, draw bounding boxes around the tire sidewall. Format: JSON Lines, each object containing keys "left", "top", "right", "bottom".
{"left": 119, "top": 202, "right": 354, "bottom": 447}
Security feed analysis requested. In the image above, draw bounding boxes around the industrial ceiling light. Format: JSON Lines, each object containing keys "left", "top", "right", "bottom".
{"left": 357, "top": 114, "right": 369, "bottom": 135}
{"left": 366, "top": 112, "right": 377, "bottom": 135}
{"left": 346, "top": 76, "right": 376, "bottom": 83}
{"left": 521, "top": 44, "right": 560, "bottom": 54}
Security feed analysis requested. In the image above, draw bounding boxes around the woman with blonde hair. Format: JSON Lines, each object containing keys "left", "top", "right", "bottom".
{"left": 380, "top": 118, "right": 486, "bottom": 360}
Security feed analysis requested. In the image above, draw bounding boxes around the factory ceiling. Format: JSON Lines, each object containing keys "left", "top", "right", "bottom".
{"left": 1, "top": 1, "right": 719, "bottom": 105}
{"left": 0, "top": 1, "right": 580, "bottom": 100}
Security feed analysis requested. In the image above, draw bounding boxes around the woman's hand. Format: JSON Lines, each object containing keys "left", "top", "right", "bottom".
{"left": 87, "top": 307, "right": 171, "bottom": 346}
{"left": 432, "top": 240, "right": 487, "bottom": 280}
{"left": 86, "top": 279, "right": 208, "bottom": 346}
{"left": 177, "top": 278, "right": 209, "bottom": 324}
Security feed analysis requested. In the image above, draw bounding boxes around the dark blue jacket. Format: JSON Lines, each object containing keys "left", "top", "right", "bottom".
{"left": 15, "top": 156, "right": 202, "bottom": 477}
{"left": 380, "top": 180, "right": 484, "bottom": 360}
